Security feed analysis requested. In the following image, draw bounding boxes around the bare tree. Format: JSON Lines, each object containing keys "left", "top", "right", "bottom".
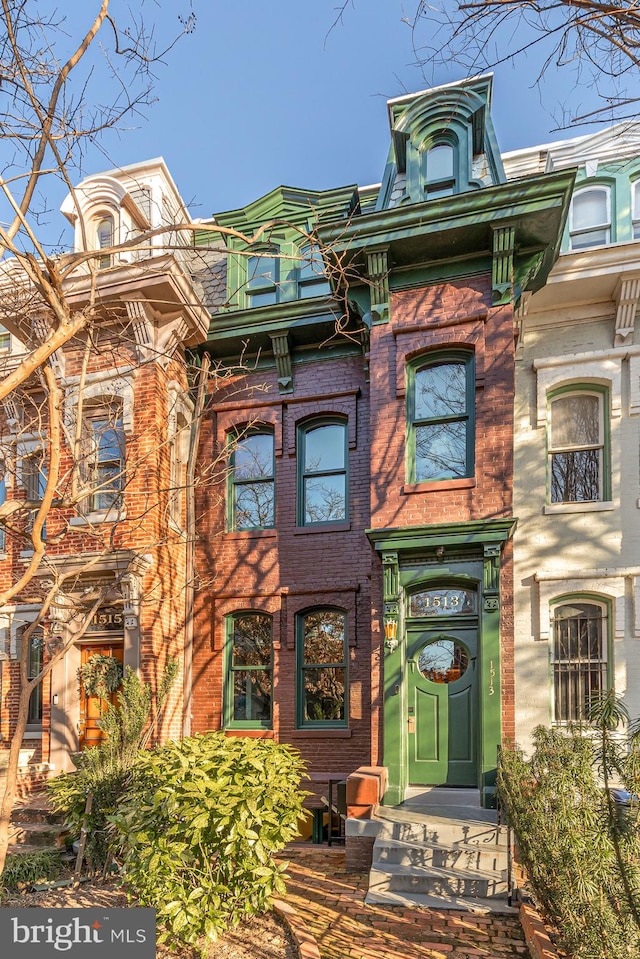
{"left": 406, "top": 0, "right": 640, "bottom": 126}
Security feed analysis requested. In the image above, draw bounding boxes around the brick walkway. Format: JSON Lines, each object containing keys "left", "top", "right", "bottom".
{"left": 281, "top": 846, "right": 529, "bottom": 959}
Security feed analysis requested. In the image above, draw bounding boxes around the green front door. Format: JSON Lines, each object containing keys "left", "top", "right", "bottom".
{"left": 407, "top": 626, "right": 478, "bottom": 786}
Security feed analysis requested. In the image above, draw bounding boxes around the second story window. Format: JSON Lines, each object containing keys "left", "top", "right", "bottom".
{"left": 548, "top": 388, "right": 607, "bottom": 504}
{"left": 298, "top": 420, "right": 347, "bottom": 525}
{"left": 0, "top": 325, "right": 11, "bottom": 353}
{"left": 569, "top": 187, "right": 610, "bottom": 250}
{"left": 424, "top": 141, "right": 456, "bottom": 198}
{"left": 408, "top": 353, "right": 474, "bottom": 483}
{"left": 230, "top": 430, "right": 275, "bottom": 530}
{"left": 298, "top": 244, "right": 330, "bottom": 299}
{"left": 83, "top": 404, "right": 125, "bottom": 513}
{"left": 246, "top": 249, "right": 278, "bottom": 307}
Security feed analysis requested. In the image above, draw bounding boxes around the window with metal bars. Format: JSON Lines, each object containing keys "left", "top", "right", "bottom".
{"left": 551, "top": 601, "right": 609, "bottom": 722}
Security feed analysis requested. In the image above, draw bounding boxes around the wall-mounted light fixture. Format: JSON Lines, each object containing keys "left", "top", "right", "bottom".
{"left": 383, "top": 616, "right": 399, "bottom": 654}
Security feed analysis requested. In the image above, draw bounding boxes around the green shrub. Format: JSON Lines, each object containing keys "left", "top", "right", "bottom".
{"left": 111, "top": 733, "right": 307, "bottom": 954}
{"left": 498, "top": 699, "right": 640, "bottom": 959}
{"left": 0, "top": 849, "right": 63, "bottom": 893}
{"left": 48, "top": 660, "right": 177, "bottom": 871}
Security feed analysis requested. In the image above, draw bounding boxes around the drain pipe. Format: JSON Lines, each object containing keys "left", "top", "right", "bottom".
{"left": 183, "top": 352, "right": 210, "bottom": 737}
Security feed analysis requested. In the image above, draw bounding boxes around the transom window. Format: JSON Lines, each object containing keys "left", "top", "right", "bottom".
{"left": 246, "top": 249, "right": 278, "bottom": 307}
{"left": 408, "top": 353, "right": 474, "bottom": 482}
{"left": 229, "top": 430, "right": 275, "bottom": 530}
{"left": 424, "top": 142, "right": 456, "bottom": 198}
{"left": 225, "top": 612, "right": 273, "bottom": 727}
{"left": 569, "top": 187, "right": 611, "bottom": 250}
{"left": 548, "top": 389, "right": 607, "bottom": 504}
{"left": 552, "top": 601, "right": 608, "bottom": 722}
{"left": 297, "top": 608, "right": 347, "bottom": 727}
{"left": 298, "top": 420, "right": 347, "bottom": 525}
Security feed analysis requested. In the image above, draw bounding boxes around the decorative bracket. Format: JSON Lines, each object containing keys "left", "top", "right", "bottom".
{"left": 382, "top": 550, "right": 400, "bottom": 653}
{"left": 492, "top": 224, "right": 515, "bottom": 306}
{"left": 483, "top": 543, "right": 501, "bottom": 612}
{"left": 366, "top": 246, "right": 390, "bottom": 324}
{"left": 614, "top": 276, "right": 640, "bottom": 346}
{"left": 269, "top": 332, "right": 293, "bottom": 394}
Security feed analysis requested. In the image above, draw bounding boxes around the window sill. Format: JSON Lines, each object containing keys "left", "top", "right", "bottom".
{"left": 290, "top": 728, "right": 352, "bottom": 739}
{"left": 403, "top": 477, "right": 476, "bottom": 494}
{"left": 23, "top": 730, "right": 42, "bottom": 739}
{"left": 293, "top": 522, "right": 351, "bottom": 535}
{"left": 224, "top": 529, "right": 277, "bottom": 540}
{"left": 543, "top": 501, "right": 615, "bottom": 515}
{"left": 224, "top": 729, "right": 274, "bottom": 738}
{"left": 69, "top": 510, "right": 127, "bottom": 526}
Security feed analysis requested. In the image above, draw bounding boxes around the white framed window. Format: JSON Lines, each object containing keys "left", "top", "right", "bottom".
{"left": 548, "top": 388, "right": 608, "bottom": 504}
{"left": 569, "top": 187, "right": 611, "bottom": 250}
{"left": 632, "top": 180, "right": 640, "bottom": 240}
{"left": 95, "top": 214, "right": 115, "bottom": 269}
{"left": 551, "top": 600, "right": 609, "bottom": 723}
{"left": 168, "top": 395, "right": 192, "bottom": 530}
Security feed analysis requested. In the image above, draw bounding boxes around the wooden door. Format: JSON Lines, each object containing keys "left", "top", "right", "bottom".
{"left": 79, "top": 643, "right": 124, "bottom": 750}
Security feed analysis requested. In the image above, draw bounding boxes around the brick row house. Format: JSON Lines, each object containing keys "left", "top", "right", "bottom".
{"left": 4, "top": 75, "right": 637, "bottom": 813}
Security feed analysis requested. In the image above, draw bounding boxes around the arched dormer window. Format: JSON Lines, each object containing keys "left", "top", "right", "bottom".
{"left": 96, "top": 215, "right": 115, "bottom": 269}
{"left": 569, "top": 187, "right": 611, "bottom": 250}
{"left": 424, "top": 141, "right": 457, "bottom": 198}
{"left": 246, "top": 247, "right": 279, "bottom": 308}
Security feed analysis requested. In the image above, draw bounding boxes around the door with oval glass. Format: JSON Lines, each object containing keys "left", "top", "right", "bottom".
{"left": 406, "top": 625, "right": 477, "bottom": 786}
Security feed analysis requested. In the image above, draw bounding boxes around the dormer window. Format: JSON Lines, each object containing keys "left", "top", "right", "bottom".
{"left": 298, "top": 244, "right": 330, "bottom": 299}
{"left": 246, "top": 249, "right": 278, "bottom": 307}
{"left": 424, "top": 141, "right": 456, "bottom": 199}
{"left": 569, "top": 187, "right": 611, "bottom": 250}
{"left": 96, "top": 215, "right": 115, "bottom": 269}
{"left": 632, "top": 180, "right": 640, "bottom": 240}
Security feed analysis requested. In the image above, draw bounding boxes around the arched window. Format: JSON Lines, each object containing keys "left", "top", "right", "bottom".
{"left": 229, "top": 429, "right": 275, "bottom": 530}
{"left": 246, "top": 248, "right": 278, "bottom": 307}
{"left": 297, "top": 608, "right": 347, "bottom": 727}
{"left": 548, "top": 387, "right": 608, "bottom": 503}
{"left": 95, "top": 215, "right": 115, "bottom": 269}
{"left": 552, "top": 600, "right": 609, "bottom": 722}
{"left": 424, "top": 140, "right": 457, "bottom": 198}
{"left": 297, "top": 419, "right": 347, "bottom": 525}
{"left": 408, "top": 352, "right": 474, "bottom": 482}
{"left": 225, "top": 612, "right": 273, "bottom": 727}
{"left": 569, "top": 187, "right": 611, "bottom": 250}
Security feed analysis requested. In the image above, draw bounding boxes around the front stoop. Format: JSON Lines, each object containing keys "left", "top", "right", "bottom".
{"left": 365, "top": 792, "right": 515, "bottom": 914}
{"left": 8, "top": 792, "right": 68, "bottom": 857}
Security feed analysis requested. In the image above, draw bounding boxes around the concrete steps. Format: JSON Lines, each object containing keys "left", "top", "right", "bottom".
{"left": 7, "top": 793, "right": 68, "bottom": 857}
{"left": 365, "top": 791, "right": 515, "bottom": 914}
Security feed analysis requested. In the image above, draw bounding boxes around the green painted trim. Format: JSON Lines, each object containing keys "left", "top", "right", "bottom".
{"left": 406, "top": 350, "right": 475, "bottom": 484}
{"left": 296, "top": 418, "right": 349, "bottom": 528}
{"left": 295, "top": 608, "right": 349, "bottom": 729}
{"left": 223, "top": 612, "right": 274, "bottom": 730}
{"left": 367, "top": 518, "right": 516, "bottom": 554}
{"left": 227, "top": 428, "right": 276, "bottom": 533}
{"left": 546, "top": 383, "right": 611, "bottom": 504}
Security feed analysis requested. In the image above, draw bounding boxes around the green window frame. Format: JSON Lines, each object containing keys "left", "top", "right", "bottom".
{"left": 297, "top": 418, "right": 348, "bottom": 526}
{"left": 229, "top": 429, "right": 275, "bottom": 531}
{"left": 246, "top": 248, "right": 279, "bottom": 308}
{"left": 551, "top": 598, "right": 611, "bottom": 723}
{"left": 407, "top": 351, "right": 475, "bottom": 483}
{"left": 297, "top": 243, "right": 330, "bottom": 299}
{"left": 224, "top": 612, "right": 273, "bottom": 728}
{"left": 296, "top": 608, "right": 347, "bottom": 728}
{"left": 423, "top": 139, "right": 457, "bottom": 198}
{"left": 633, "top": 179, "right": 640, "bottom": 240}
{"left": 548, "top": 385, "right": 610, "bottom": 504}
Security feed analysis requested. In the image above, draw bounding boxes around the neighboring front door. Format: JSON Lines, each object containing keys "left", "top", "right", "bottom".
{"left": 407, "top": 625, "right": 477, "bottom": 786}
{"left": 79, "top": 642, "right": 124, "bottom": 750}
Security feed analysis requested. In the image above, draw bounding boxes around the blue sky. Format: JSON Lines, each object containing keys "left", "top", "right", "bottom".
{"left": 20, "top": 1, "right": 614, "bottom": 246}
